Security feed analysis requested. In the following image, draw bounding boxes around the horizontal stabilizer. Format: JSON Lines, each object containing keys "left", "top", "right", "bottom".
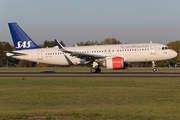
{"left": 5, "top": 51, "right": 27, "bottom": 56}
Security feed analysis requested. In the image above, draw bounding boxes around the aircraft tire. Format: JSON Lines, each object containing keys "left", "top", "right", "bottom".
{"left": 153, "top": 68, "right": 157, "bottom": 72}
{"left": 91, "top": 68, "right": 97, "bottom": 73}
{"left": 97, "top": 68, "right": 101, "bottom": 73}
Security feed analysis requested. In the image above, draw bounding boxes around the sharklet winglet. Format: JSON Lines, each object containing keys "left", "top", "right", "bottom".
{"left": 55, "top": 39, "right": 65, "bottom": 50}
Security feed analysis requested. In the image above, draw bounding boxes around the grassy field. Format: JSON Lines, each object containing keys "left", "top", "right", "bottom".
{"left": 0, "top": 77, "right": 180, "bottom": 119}
{"left": 0, "top": 67, "right": 180, "bottom": 73}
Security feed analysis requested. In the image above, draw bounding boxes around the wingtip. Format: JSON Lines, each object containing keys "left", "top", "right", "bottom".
{"left": 54, "top": 39, "right": 64, "bottom": 50}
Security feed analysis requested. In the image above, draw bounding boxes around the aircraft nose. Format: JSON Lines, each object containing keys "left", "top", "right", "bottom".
{"left": 172, "top": 50, "right": 178, "bottom": 58}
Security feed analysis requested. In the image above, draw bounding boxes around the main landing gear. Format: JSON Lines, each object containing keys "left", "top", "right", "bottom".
{"left": 91, "top": 67, "right": 101, "bottom": 73}
{"left": 152, "top": 61, "right": 157, "bottom": 72}
{"left": 91, "top": 61, "right": 101, "bottom": 73}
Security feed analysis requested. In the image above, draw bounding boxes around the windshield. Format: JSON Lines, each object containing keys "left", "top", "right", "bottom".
{"left": 162, "top": 47, "right": 170, "bottom": 50}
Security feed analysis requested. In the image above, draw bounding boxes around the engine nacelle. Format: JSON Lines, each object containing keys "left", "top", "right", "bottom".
{"left": 103, "top": 57, "right": 125, "bottom": 69}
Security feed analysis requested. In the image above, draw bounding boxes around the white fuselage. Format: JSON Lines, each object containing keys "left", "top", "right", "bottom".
{"left": 9, "top": 43, "right": 177, "bottom": 65}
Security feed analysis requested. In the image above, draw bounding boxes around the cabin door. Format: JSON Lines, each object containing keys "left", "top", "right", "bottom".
{"left": 150, "top": 45, "right": 156, "bottom": 55}
{"left": 37, "top": 50, "right": 43, "bottom": 60}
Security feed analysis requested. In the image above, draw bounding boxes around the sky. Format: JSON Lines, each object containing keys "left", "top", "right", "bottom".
{"left": 1, "top": 0, "right": 180, "bottom": 46}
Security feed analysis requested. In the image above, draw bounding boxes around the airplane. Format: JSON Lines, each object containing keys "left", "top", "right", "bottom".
{"left": 6, "top": 23, "right": 177, "bottom": 73}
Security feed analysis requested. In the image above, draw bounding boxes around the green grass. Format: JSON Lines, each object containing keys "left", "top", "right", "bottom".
{"left": 0, "top": 77, "right": 180, "bottom": 119}
{"left": 0, "top": 67, "right": 180, "bottom": 73}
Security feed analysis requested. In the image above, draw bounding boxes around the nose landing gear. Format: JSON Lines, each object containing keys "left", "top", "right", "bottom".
{"left": 152, "top": 61, "right": 157, "bottom": 72}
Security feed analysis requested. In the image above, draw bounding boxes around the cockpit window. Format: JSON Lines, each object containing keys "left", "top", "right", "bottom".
{"left": 162, "top": 47, "right": 170, "bottom": 50}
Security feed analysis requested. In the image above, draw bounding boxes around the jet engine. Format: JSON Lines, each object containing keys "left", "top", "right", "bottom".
{"left": 103, "top": 57, "right": 126, "bottom": 69}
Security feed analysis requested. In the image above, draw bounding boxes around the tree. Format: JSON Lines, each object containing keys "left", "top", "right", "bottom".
{"left": 0, "top": 41, "right": 19, "bottom": 67}
{"left": 76, "top": 38, "right": 122, "bottom": 46}
{"left": 101, "top": 38, "right": 121, "bottom": 45}
{"left": 0, "top": 42, "right": 4, "bottom": 66}
{"left": 43, "top": 40, "right": 57, "bottom": 48}
{"left": 43, "top": 40, "right": 66, "bottom": 47}
{"left": 60, "top": 41, "right": 66, "bottom": 47}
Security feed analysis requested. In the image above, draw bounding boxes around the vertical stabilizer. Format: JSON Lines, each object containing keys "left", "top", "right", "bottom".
{"left": 8, "top": 23, "right": 41, "bottom": 50}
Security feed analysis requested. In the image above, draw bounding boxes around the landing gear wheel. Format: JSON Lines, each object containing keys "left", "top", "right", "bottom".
{"left": 153, "top": 68, "right": 157, "bottom": 72}
{"left": 97, "top": 68, "right": 101, "bottom": 73}
{"left": 152, "top": 61, "right": 157, "bottom": 72}
{"left": 91, "top": 68, "right": 97, "bottom": 73}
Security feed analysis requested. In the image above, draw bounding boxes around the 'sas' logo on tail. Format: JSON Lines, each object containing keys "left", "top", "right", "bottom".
{"left": 16, "top": 41, "right": 32, "bottom": 49}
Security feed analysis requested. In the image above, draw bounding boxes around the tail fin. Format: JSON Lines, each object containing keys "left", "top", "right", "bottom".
{"left": 8, "top": 23, "right": 41, "bottom": 50}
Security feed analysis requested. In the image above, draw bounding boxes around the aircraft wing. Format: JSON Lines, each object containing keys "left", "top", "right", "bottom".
{"left": 55, "top": 39, "right": 105, "bottom": 60}
{"left": 70, "top": 51, "right": 105, "bottom": 59}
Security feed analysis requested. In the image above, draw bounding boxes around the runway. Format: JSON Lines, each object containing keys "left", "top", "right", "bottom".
{"left": 0, "top": 72, "right": 180, "bottom": 77}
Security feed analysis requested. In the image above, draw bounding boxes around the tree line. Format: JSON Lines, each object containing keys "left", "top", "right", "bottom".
{"left": 0, "top": 39, "right": 179, "bottom": 67}
{"left": 76, "top": 38, "right": 122, "bottom": 46}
